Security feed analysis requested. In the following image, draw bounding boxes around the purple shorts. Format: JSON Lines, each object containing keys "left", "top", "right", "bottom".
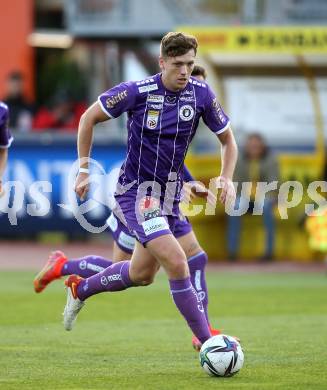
{"left": 107, "top": 212, "right": 136, "bottom": 254}
{"left": 107, "top": 192, "right": 192, "bottom": 251}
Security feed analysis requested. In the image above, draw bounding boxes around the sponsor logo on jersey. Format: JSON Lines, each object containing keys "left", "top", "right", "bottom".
{"left": 165, "top": 95, "right": 177, "bottom": 105}
{"left": 138, "top": 196, "right": 161, "bottom": 220}
{"left": 212, "top": 98, "right": 227, "bottom": 123}
{"left": 147, "top": 94, "right": 164, "bottom": 103}
{"left": 148, "top": 103, "right": 163, "bottom": 110}
{"left": 118, "top": 231, "right": 135, "bottom": 250}
{"left": 212, "top": 98, "right": 220, "bottom": 110}
{"left": 179, "top": 105, "right": 194, "bottom": 121}
{"left": 181, "top": 89, "right": 194, "bottom": 96}
{"left": 190, "top": 79, "right": 206, "bottom": 88}
{"left": 106, "top": 89, "right": 128, "bottom": 109}
{"left": 138, "top": 83, "right": 158, "bottom": 93}
{"left": 136, "top": 78, "right": 155, "bottom": 86}
{"left": 142, "top": 216, "right": 169, "bottom": 236}
{"left": 180, "top": 96, "right": 195, "bottom": 102}
{"left": 146, "top": 110, "right": 160, "bottom": 129}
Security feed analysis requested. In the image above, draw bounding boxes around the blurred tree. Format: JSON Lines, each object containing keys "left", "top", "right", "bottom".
{"left": 36, "top": 50, "right": 87, "bottom": 107}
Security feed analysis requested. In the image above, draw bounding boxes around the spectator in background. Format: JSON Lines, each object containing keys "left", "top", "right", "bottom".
{"left": 3, "top": 71, "right": 33, "bottom": 132}
{"left": 33, "top": 89, "right": 86, "bottom": 132}
{"left": 0, "top": 102, "right": 13, "bottom": 195}
{"left": 227, "top": 133, "right": 279, "bottom": 262}
{"left": 304, "top": 155, "right": 327, "bottom": 258}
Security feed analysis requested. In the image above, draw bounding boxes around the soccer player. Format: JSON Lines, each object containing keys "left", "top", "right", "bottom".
{"left": 34, "top": 65, "right": 224, "bottom": 350}
{"left": 0, "top": 102, "right": 13, "bottom": 195}
{"left": 48, "top": 32, "right": 237, "bottom": 348}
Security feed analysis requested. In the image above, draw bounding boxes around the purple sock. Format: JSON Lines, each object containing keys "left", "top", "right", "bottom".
{"left": 77, "top": 261, "right": 133, "bottom": 301}
{"left": 188, "top": 252, "right": 210, "bottom": 325}
{"left": 61, "top": 256, "right": 113, "bottom": 278}
{"left": 169, "top": 277, "right": 211, "bottom": 344}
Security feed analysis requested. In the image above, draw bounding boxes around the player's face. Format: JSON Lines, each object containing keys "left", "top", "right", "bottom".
{"left": 159, "top": 49, "right": 195, "bottom": 91}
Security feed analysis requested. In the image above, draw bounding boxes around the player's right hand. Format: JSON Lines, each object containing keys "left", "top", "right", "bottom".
{"left": 74, "top": 173, "right": 90, "bottom": 201}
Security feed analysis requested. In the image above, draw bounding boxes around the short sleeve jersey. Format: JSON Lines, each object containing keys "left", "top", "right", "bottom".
{"left": 98, "top": 73, "right": 230, "bottom": 200}
{"left": 0, "top": 102, "right": 13, "bottom": 149}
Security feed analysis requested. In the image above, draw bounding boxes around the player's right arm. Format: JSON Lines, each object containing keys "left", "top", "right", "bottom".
{"left": 75, "top": 102, "right": 109, "bottom": 200}
{"left": 75, "top": 81, "right": 136, "bottom": 200}
{"left": 0, "top": 103, "right": 12, "bottom": 196}
{"left": 0, "top": 148, "right": 8, "bottom": 195}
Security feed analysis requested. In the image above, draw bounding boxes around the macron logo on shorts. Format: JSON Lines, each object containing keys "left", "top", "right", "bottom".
{"left": 142, "top": 217, "right": 169, "bottom": 236}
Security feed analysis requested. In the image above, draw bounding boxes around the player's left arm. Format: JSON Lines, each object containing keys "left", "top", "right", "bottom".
{"left": 216, "top": 127, "right": 238, "bottom": 205}
{"left": 201, "top": 85, "right": 238, "bottom": 205}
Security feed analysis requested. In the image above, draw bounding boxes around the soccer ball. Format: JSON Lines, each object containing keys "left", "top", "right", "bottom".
{"left": 199, "top": 334, "right": 244, "bottom": 377}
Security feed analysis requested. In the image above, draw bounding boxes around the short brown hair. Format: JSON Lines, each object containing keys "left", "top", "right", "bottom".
{"left": 160, "top": 32, "right": 198, "bottom": 58}
{"left": 191, "top": 65, "right": 207, "bottom": 79}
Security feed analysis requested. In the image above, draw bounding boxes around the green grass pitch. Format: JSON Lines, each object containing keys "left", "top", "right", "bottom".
{"left": 0, "top": 270, "right": 326, "bottom": 389}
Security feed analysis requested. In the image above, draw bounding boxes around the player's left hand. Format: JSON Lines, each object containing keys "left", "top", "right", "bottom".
{"left": 74, "top": 173, "right": 90, "bottom": 201}
{"left": 216, "top": 176, "right": 236, "bottom": 206}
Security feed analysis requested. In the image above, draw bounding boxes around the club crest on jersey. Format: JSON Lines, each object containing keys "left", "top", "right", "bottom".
{"left": 146, "top": 110, "right": 159, "bottom": 129}
{"left": 179, "top": 105, "right": 194, "bottom": 121}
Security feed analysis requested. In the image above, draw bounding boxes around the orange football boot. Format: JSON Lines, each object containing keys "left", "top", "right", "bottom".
{"left": 33, "top": 250, "right": 67, "bottom": 293}
{"left": 192, "top": 326, "right": 222, "bottom": 351}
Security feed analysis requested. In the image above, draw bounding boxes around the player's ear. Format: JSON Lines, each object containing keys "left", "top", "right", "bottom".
{"left": 159, "top": 56, "right": 165, "bottom": 71}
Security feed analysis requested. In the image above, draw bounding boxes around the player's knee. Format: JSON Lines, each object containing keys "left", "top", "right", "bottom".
{"left": 138, "top": 275, "right": 155, "bottom": 286}
{"left": 185, "top": 244, "right": 203, "bottom": 258}
{"left": 188, "top": 250, "right": 208, "bottom": 265}
{"left": 169, "top": 259, "right": 189, "bottom": 278}
{"left": 131, "top": 269, "right": 156, "bottom": 286}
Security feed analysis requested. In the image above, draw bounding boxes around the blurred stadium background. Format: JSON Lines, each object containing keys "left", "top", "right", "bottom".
{"left": 1, "top": 0, "right": 327, "bottom": 262}
{"left": 1, "top": 2, "right": 327, "bottom": 390}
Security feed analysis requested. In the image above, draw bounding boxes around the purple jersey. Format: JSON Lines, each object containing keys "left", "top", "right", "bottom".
{"left": 0, "top": 102, "right": 13, "bottom": 148}
{"left": 98, "top": 73, "right": 230, "bottom": 202}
